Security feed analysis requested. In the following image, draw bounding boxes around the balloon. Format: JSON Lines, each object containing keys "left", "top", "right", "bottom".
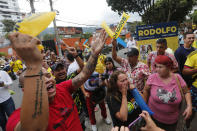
{"left": 114, "top": 12, "right": 130, "bottom": 39}
{"left": 130, "top": 88, "right": 154, "bottom": 115}
{"left": 14, "top": 12, "right": 56, "bottom": 37}
{"left": 116, "top": 37, "right": 127, "bottom": 48}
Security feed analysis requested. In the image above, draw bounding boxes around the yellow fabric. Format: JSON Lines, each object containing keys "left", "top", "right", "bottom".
{"left": 185, "top": 51, "right": 197, "bottom": 87}
{"left": 84, "top": 54, "right": 106, "bottom": 74}
{"left": 95, "top": 54, "right": 106, "bottom": 74}
{"left": 192, "top": 41, "right": 197, "bottom": 48}
{"left": 14, "top": 12, "right": 56, "bottom": 37}
{"left": 10, "top": 60, "right": 23, "bottom": 73}
{"left": 37, "top": 44, "right": 44, "bottom": 52}
{"left": 47, "top": 67, "right": 55, "bottom": 78}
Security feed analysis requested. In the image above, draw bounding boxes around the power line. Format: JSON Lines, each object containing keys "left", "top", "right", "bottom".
{"left": 56, "top": 19, "right": 100, "bottom": 27}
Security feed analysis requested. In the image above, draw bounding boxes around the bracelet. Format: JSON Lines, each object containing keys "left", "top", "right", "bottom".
{"left": 24, "top": 70, "right": 44, "bottom": 78}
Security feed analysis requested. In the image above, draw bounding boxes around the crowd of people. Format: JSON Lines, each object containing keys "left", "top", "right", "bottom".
{"left": 0, "top": 28, "right": 197, "bottom": 131}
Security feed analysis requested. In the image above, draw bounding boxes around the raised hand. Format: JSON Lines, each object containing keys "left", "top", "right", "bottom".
{"left": 8, "top": 32, "right": 42, "bottom": 68}
{"left": 91, "top": 30, "right": 107, "bottom": 56}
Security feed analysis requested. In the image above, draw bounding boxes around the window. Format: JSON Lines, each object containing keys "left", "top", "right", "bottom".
{"left": 0, "top": 1, "right": 7, "bottom": 4}
{"left": 0, "top": 5, "right": 8, "bottom": 9}
{"left": 2, "top": 15, "right": 11, "bottom": 18}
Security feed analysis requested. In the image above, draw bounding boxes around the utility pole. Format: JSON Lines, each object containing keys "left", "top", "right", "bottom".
{"left": 49, "top": 0, "right": 62, "bottom": 57}
{"left": 29, "top": 0, "right": 35, "bottom": 13}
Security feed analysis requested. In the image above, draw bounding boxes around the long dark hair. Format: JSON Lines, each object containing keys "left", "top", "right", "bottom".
{"left": 107, "top": 70, "right": 126, "bottom": 102}
{"left": 104, "top": 57, "right": 117, "bottom": 73}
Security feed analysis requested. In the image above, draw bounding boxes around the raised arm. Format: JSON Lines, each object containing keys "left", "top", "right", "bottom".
{"left": 112, "top": 39, "right": 122, "bottom": 64}
{"left": 8, "top": 33, "right": 49, "bottom": 131}
{"left": 72, "top": 30, "right": 107, "bottom": 88}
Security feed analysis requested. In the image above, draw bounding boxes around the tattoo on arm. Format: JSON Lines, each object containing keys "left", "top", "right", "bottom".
{"left": 72, "top": 55, "right": 98, "bottom": 87}
{"left": 32, "top": 74, "right": 44, "bottom": 118}
{"left": 38, "top": 80, "right": 43, "bottom": 115}
{"left": 32, "top": 79, "right": 39, "bottom": 118}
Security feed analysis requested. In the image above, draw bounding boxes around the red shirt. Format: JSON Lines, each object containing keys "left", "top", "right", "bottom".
{"left": 6, "top": 80, "right": 83, "bottom": 131}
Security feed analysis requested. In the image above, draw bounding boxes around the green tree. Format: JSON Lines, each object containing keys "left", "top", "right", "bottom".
{"left": 107, "top": 0, "right": 197, "bottom": 24}
{"left": 2, "top": 19, "right": 16, "bottom": 33}
{"left": 107, "top": 0, "right": 155, "bottom": 15}
{"left": 191, "top": 10, "right": 197, "bottom": 24}
{"left": 81, "top": 32, "right": 92, "bottom": 39}
{"left": 143, "top": 0, "right": 196, "bottom": 24}
{"left": 107, "top": 0, "right": 155, "bottom": 23}
{"left": 43, "top": 34, "right": 55, "bottom": 40}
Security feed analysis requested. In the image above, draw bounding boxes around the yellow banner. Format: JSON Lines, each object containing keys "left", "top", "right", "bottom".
{"left": 113, "top": 12, "right": 130, "bottom": 39}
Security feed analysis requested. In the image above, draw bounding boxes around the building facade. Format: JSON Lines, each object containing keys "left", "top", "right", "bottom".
{"left": 0, "top": 0, "right": 22, "bottom": 35}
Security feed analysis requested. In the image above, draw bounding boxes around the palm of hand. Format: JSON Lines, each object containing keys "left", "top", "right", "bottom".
{"left": 91, "top": 30, "right": 107, "bottom": 55}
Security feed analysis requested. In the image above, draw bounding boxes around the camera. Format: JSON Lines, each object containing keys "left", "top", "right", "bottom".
{"left": 101, "top": 73, "right": 109, "bottom": 81}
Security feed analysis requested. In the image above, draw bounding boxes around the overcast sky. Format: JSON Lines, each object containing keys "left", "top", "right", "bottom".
{"left": 18, "top": 0, "right": 141, "bottom": 27}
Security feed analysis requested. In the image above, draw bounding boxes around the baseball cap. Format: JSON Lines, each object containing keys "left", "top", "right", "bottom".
{"left": 124, "top": 47, "right": 139, "bottom": 57}
{"left": 51, "top": 63, "right": 64, "bottom": 71}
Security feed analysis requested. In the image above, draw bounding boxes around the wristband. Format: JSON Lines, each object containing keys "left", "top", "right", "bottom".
{"left": 24, "top": 70, "right": 43, "bottom": 78}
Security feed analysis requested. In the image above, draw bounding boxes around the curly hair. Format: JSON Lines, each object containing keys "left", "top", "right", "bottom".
{"left": 108, "top": 70, "right": 126, "bottom": 102}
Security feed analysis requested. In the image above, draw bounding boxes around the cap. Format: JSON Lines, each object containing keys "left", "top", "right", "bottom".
{"left": 89, "top": 72, "right": 99, "bottom": 79}
{"left": 124, "top": 47, "right": 139, "bottom": 57}
{"left": 51, "top": 63, "right": 64, "bottom": 71}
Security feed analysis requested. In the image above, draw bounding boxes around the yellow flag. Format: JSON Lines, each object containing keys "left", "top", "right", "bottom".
{"left": 14, "top": 12, "right": 56, "bottom": 37}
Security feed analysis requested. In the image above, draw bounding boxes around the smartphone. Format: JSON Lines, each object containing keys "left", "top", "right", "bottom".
{"left": 129, "top": 116, "right": 146, "bottom": 131}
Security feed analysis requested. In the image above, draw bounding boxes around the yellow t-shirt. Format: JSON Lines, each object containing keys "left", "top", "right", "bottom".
{"left": 185, "top": 50, "right": 197, "bottom": 87}
{"left": 192, "top": 41, "right": 197, "bottom": 48}
{"left": 10, "top": 60, "right": 23, "bottom": 73}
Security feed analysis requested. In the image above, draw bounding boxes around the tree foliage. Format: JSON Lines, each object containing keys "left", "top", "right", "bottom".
{"left": 43, "top": 33, "right": 55, "bottom": 40}
{"left": 107, "top": 0, "right": 197, "bottom": 24}
{"left": 80, "top": 32, "right": 92, "bottom": 39}
{"left": 191, "top": 10, "right": 197, "bottom": 24}
{"left": 107, "top": 0, "right": 155, "bottom": 15}
{"left": 143, "top": 0, "right": 196, "bottom": 24}
{"left": 1, "top": 19, "right": 16, "bottom": 33}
